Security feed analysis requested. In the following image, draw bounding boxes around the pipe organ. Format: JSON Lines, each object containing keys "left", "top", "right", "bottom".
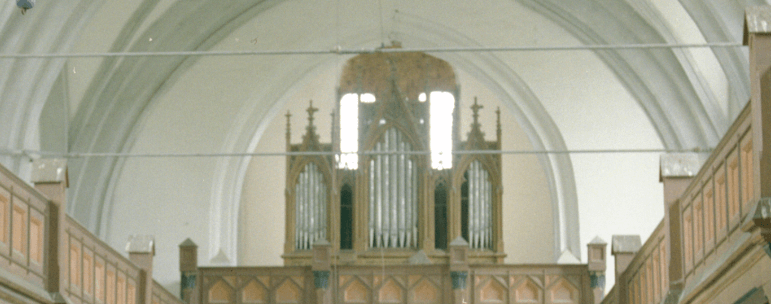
{"left": 368, "top": 128, "right": 418, "bottom": 249}
{"left": 294, "top": 162, "right": 327, "bottom": 250}
{"left": 465, "top": 160, "right": 493, "bottom": 250}
{"left": 283, "top": 50, "right": 506, "bottom": 266}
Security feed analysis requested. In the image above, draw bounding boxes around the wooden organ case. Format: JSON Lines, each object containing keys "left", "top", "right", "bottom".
{"left": 283, "top": 51, "right": 505, "bottom": 266}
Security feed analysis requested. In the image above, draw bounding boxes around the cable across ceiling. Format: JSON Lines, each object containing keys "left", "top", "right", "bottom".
{"left": 0, "top": 42, "right": 743, "bottom": 59}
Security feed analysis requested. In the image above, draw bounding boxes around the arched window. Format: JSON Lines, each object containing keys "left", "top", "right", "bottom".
{"left": 338, "top": 93, "right": 376, "bottom": 170}
{"left": 423, "top": 91, "right": 455, "bottom": 169}
{"left": 368, "top": 128, "right": 418, "bottom": 248}
{"left": 460, "top": 160, "right": 492, "bottom": 250}
{"left": 294, "top": 163, "right": 327, "bottom": 250}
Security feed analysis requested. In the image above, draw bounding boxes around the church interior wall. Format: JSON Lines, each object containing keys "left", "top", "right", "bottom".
{"left": 0, "top": 0, "right": 757, "bottom": 298}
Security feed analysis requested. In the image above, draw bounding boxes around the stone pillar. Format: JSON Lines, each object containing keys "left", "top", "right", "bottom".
{"left": 659, "top": 153, "right": 697, "bottom": 299}
{"left": 448, "top": 237, "right": 469, "bottom": 304}
{"left": 127, "top": 235, "right": 155, "bottom": 304}
{"left": 312, "top": 240, "right": 332, "bottom": 304}
{"left": 31, "top": 159, "right": 68, "bottom": 303}
{"left": 179, "top": 238, "right": 198, "bottom": 303}
{"left": 587, "top": 236, "right": 606, "bottom": 304}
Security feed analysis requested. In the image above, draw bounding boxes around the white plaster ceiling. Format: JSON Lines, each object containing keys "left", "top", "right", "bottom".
{"left": 0, "top": 0, "right": 760, "bottom": 293}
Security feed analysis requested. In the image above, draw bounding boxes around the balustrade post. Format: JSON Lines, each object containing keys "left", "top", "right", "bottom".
{"left": 31, "top": 158, "right": 68, "bottom": 303}
{"left": 312, "top": 240, "right": 332, "bottom": 304}
{"left": 587, "top": 237, "right": 606, "bottom": 304}
{"left": 659, "top": 153, "right": 697, "bottom": 302}
{"left": 179, "top": 238, "right": 198, "bottom": 304}
{"left": 611, "top": 235, "right": 640, "bottom": 304}
{"left": 448, "top": 237, "right": 469, "bottom": 304}
{"left": 746, "top": 8, "right": 771, "bottom": 301}
{"left": 127, "top": 235, "right": 155, "bottom": 304}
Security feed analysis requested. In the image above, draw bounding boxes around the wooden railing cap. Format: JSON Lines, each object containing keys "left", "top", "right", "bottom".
{"left": 30, "top": 158, "right": 67, "bottom": 186}
{"left": 611, "top": 235, "right": 641, "bottom": 255}
{"left": 659, "top": 153, "right": 699, "bottom": 181}
{"left": 744, "top": 5, "right": 771, "bottom": 44}
{"left": 126, "top": 235, "right": 155, "bottom": 254}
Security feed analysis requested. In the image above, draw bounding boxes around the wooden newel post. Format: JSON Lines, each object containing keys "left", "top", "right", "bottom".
{"left": 179, "top": 238, "right": 198, "bottom": 304}
{"left": 312, "top": 240, "right": 332, "bottom": 304}
{"left": 448, "top": 237, "right": 469, "bottom": 304}
{"left": 611, "top": 235, "right": 641, "bottom": 304}
{"left": 31, "top": 159, "right": 68, "bottom": 303}
{"left": 587, "top": 236, "right": 607, "bottom": 304}
{"left": 659, "top": 153, "right": 697, "bottom": 301}
{"left": 127, "top": 235, "right": 155, "bottom": 304}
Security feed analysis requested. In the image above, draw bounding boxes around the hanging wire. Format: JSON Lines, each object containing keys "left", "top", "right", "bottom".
{"left": 0, "top": 147, "right": 712, "bottom": 159}
{"left": 0, "top": 42, "right": 743, "bottom": 59}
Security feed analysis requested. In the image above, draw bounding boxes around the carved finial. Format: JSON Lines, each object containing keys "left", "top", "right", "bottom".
{"left": 285, "top": 110, "right": 292, "bottom": 144}
{"left": 471, "top": 97, "right": 483, "bottom": 129}
{"left": 302, "top": 100, "right": 320, "bottom": 145}
{"left": 306, "top": 100, "right": 319, "bottom": 127}
{"left": 496, "top": 106, "right": 501, "bottom": 143}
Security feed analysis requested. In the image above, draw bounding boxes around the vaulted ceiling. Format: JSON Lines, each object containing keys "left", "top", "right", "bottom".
{"left": 0, "top": 0, "right": 759, "bottom": 292}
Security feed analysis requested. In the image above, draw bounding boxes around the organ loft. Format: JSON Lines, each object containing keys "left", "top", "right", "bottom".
{"left": 282, "top": 50, "right": 506, "bottom": 266}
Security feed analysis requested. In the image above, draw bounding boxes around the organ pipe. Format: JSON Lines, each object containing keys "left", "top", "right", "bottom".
{"left": 467, "top": 160, "right": 492, "bottom": 250}
{"left": 294, "top": 163, "right": 327, "bottom": 250}
{"left": 369, "top": 128, "right": 417, "bottom": 248}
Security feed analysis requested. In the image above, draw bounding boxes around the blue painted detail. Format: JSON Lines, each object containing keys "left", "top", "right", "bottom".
{"left": 180, "top": 273, "right": 196, "bottom": 298}
{"left": 314, "top": 271, "right": 331, "bottom": 289}
{"left": 764, "top": 242, "right": 771, "bottom": 259}
{"left": 590, "top": 273, "right": 605, "bottom": 289}
{"left": 16, "top": 0, "right": 34, "bottom": 9}
{"left": 451, "top": 271, "right": 467, "bottom": 290}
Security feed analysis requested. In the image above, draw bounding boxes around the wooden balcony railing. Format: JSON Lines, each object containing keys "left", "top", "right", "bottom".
{"left": 617, "top": 221, "right": 668, "bottom": 304}
{"left": 153, "top": 279, "right": 186, "bottom": 304}
{"left": 64, "top": 216, "right": 144, "bottom": 304}
{"left": 0, "top": 163, "right": 50, "bottom": 295}
{"left": 0, "top": 160, "right": 183, "bottom": 304}
{"left": 196, "top": 264, "right": 593, "bottom": 304}
{"left": 674, "top": 105, "right": 754, "bottom": 289}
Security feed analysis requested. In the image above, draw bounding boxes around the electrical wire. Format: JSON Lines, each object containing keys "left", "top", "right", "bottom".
{"left": 0, "top": 43, "right": 743, "bottom": 59}
{"left": 0, "top": 148, "right": 712, "bottom": 159}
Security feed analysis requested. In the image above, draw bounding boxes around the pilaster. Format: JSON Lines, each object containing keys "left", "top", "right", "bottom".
{"left": 448, "top": 237, "right": 469, "bottom": 304}
{"left": 587, "top": 236, "right": 606, "bottom": 304}
{"left": 127, "top": 235, "right": 155, "bottom": 304}
{"left": 312, "top": 240, "right": 332, "bottom": 304}
{"left": 179, "top": 238, "right": 198, "bottom": 303}
{"left": 31, "top": 159, "right": 68, "bottom": 302}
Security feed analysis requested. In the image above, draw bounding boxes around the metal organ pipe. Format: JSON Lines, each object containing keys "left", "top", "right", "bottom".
{"left": 294, "top": 163, "right": 327, "bottom": 250}
{"left": 369, "top": 128, "right": 416, "bottom": 248}
{"left": 390, "top": 130, "right": 398, "bottom": 247}
{"left": 467, "top": 160, "right": 492, "bottom": 250}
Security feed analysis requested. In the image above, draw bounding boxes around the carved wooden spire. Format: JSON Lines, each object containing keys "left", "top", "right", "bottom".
{"left": 471, "top": 97, "right": 483, "bottom": 129}
{"left": 285, "top": 110, "right": 292, "bottom": 148}
{"left": 469, "top": 97, "right": 485, "bottom": 139}
{"left": 496, "top": 107, "right": 501, "bottom": 145}
{"left": 302, "top": 100, "right": 320, "bottom": 146}
{"left": 306, "top": 100, "right": 318, "bottom": 129}
{"left": 465, "top": 97, "right": 488, "bottom": 150}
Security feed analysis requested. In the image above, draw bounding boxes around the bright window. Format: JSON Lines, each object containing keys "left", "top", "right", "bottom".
{"left": 429, "top": 91, "right": 454, "bottom": 169}
{"left": 339, "top": 93, "right": 360, "bottom": 169}
{"left": 338, "top": 91, "right": 455, "bottom": 170}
